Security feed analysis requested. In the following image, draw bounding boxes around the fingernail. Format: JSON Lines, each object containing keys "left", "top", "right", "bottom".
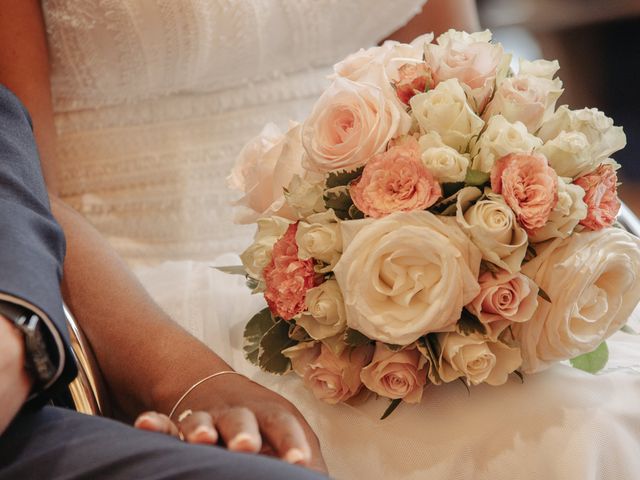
{"left": 284, "top": 448, "right": 307, "bottom": 465}
{"left": 134, "top": 414, "right": 162, "bottom": 430}
{"left": 228, "top": 432, "right": 260, "bottom": 451}
{"left": 190, "top": 425, "right": 218, "bottom": 443}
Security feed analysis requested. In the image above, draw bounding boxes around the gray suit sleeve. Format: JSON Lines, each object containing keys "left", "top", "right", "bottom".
{"left": 0, "top": 84, "right": 76, "bottom": 397}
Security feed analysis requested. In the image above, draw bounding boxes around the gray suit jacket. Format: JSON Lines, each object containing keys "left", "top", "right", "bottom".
{"left": 0, "top": 84, "right": 76, "bottom": 399}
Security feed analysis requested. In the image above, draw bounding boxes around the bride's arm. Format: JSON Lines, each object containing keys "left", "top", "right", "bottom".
{"left": 0, "top": 0, "right": 325, "bottom": 471}
{"left": 386, "top": 0, "right": 481, "bottom": 43}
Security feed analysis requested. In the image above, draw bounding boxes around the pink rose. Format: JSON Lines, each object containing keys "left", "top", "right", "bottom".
{"left": 264, "top": 223, "right": 319, "bottom": 320}
{"left": 350, "top": 139, "right": 441, "bottom": 218}
{"left": 360, "top": 344, "right": 428, "bottom": 404}
{"left": 394, "top": 63, "right": 434, "bottom": 106}
{"left": 574, "top": 164, "right": 621, "bottom": 231}
{"left": 425, "top": 30, "right": 506, "bottom": 111}
{"left": 467, "top": 270, "right": 539, "bottom": 339}
{"left": 302, "top": 78, "right": 411, "bottom": 173}
{"left": 228, "top": 123, "right": 304, "bottom": 224}
{"left": 286, "top": 342, "right": 373, "bottom": 404}
{"left": 491, "top": 153, "right": 558, "bottom": 233}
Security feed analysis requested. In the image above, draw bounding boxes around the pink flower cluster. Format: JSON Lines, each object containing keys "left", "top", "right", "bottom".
{"left": 263, "top": 223, "right": 319, "bottom": 320}
{"left": 574, "top": 164, "right": 620, "bottom": 231}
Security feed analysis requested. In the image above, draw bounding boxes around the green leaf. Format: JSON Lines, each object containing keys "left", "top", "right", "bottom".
{"left": 621, "top": 324, "right": 639, "bottom": 335}
{"left": 384, "top": 343, "right": 404, "bottom": 352}
{"left": 570, "top": 341, "right": 609, "bottom": 374}
{"left": 348, "top": 203, "right": 365, "bottom": 220}
{"left": 465, "top": 169, "right": 490, "bottom": 187}
{"left": 325, "top": 166, "right": 364, "bottom": 189}
{"left": 429, "top": 192, "right": 460, "bottom": 216}
{"left": 456, "top": 309, "right": 487, "bottom": 336}
{"left": 417, "top": 334, "right": 443, "bottom": 385}
{"left": 288, "top": 322, "right": 312, "bottom": 342}
{"left": 323, "top": 186, "right": 353, "bottom": 220}
{"left": 258, "top": 319, "right": 297, "bottom": 374}
{"left": 380, "top": 398, "right": 402, "bottom": 420}
{"left": 537, "top": 287, "right": 552, "bottom": 303}
{"left": 243, "top": 308, "right": 276, "bottom": 365}
{"left": 441, "top": 182, "right": 466, "bottom": 198}
{"left": 213, "top": 265, "right": 246, "bottom": 276}
{"left": 344, "top": 328, "right": 371, "bottom": 347}
{"left": 246, "top": 276, "right": 261, "bottom": 292}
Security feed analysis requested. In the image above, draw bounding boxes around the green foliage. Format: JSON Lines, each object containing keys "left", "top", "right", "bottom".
{"left": 258, "top": 319, "right": 297, "bottom": 374}
{"left": 537, "top": 287, "right": 552, "bottom": 303}
{"left": 213, "top": 265, "right": 247, "bottom": 276}
{"left": 325, "top": 166, "right": 364, "bottom": 189}
{"left": 570, "top": 341, "right": 609, "bottom": 374}
{"left": 243, "top": 308, "right": 276, "bottom": 365}
{"left": 417, "top": 334, "right": 443, "bottom": 385}
{"left": 441, "top": 182, "right": 466, "bottom": 198}
{"left": 465, "top": 169, "right": 490, "bottom": 187}
{"left": 344, "top": 328, "right": 372, "bottom": 347}
{"left": 621, "top": 324, "right": 639, "bottom": 335}
{"left": 380, "top": 398, "right": 402, "bottom": 420}
{"left": 288, "top": 322, "right": 312, "bottom": 342}
{"left": 456, "top": 309, "right": 487, "bottom": 336}
{"left": 384, "top": 343, "right": 404, "bottom": 352}
{"left": 323, "top": 186, "right": 353, "bottom": 220}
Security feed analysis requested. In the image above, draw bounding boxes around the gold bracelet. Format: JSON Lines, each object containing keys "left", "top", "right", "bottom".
{"left": 168, "top": 370, "right": 243, "bottom": 420}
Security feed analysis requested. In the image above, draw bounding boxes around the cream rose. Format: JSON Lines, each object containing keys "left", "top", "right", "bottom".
{"left": 514, "top": 228, "right": 640, "bottom": 373}
{"left": 483, "top": 59, "right": 563, "bottom": 133}
{"left": 538, "top": 106, "right": 627, "bottom": 166}
{"left": 467, "top": 269, "right": 539, "bottom": 340}
{"left": 285, "top": 173, "right": 326, "bottom": 219}
{"left": 410, "top": 78, "right": 484, "bottom": 152}
{"left": 537, "top": 131, "right": 594, "bottom": 179}
{"left": 528, "top": 177, "right": 587, "bottom": 243}
{"left": 228, "top": 122, "right": 304, "bottom": 224}
{"left": 360, "top": 344, "right": 428, "bottom": 403}
{"left": 470, "top": 115, "right": 542, "bottom": 173}
{"left": 333, "top": 211, "right": 481, "bottom": 345}
{"left": 284, "top": 342, "right": 373, "bottom": 404}
{"left": 456, "top": 187, "right": 528, "bottom": 273}
{"left": 438, "top": 332, "right": 522, "bottom": 386}
{"left": 240, "top": 216, "right": 292, "bottom": 284}
{"left": 302, "top": 77, "right": 411, "bottom": 173}
{"left": 295, "top": 210, "right": 342, "bottom": 271}
{"left": 297, "top": 280, "right": 347, "bottom": 340}
{"left": 418, "top": 131, "right": 470, "bottom": 183}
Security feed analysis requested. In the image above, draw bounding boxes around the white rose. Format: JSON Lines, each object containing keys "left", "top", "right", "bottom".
{"left": 538, "top": 106, "right": 626, "bottom": 167}
{"left": 333, "top": 211, "right": 481, "bottom": 345}
{"left": 438, "top": 332, "right": 522, "bottom": 386}
{"left": 228, "top": 122, "right": 304, "bottom": 224}
{"left": 410, "top": 78, "right": 484, "bottom": 152}
{"left": 456, "top": 187, "right": 528, "bottom": 273}
{"left": 285, "top": 173, "right": 326, "bottom": 218}
{"left": 484, "top": 59, "right": 563, "bottom": 133}
{"left": 303, "top": 78, "right": 411, "bottom": 173}
{"left": 295, "top": 210, "right": 342, "bottom": 272}
{"left": 240, "top": 217, "right": 292, "bottom": 285}
{"left": 470, "top": 115, "right": 543, "bottom": 173}
{"left": 418, "top": 131, "right": 470, "bottom": 183}
{"left": 297, "top": 280, "right": 347, "bottom": 340}
{"left": 528, "top": 178, "right": 587, "bottom": 243}
{"left": 514, "top": 228, "right": 640, "bottom": 373}
{"left": 537, "top": 130, "right": 595, "bottom": 178}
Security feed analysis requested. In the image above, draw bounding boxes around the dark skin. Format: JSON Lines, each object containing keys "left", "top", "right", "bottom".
{"left": 0, "top": 0, "right": 479, "bottom": 472}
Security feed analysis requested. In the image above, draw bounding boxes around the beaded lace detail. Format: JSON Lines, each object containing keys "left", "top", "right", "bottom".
{"left": 43, "top": 0, "right": 426, "bottom": 263}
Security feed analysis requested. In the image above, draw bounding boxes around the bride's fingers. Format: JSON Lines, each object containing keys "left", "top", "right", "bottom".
{"left": 134, "top": 411, "right": 180, "bottom": 437}
{"left": 258, "top": 410, "right": 311, "bottom": 466}
{"left": 178, "top": 411, "right": 218, "bottom": 445}
{"left": 215, "top": 407, "right": 262, "bottom": 453}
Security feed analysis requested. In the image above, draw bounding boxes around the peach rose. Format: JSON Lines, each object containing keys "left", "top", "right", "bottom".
{"left": 228, "top": 122, "right": 304, "bottom": 224}
{"left": 350, "top": 139, "right": 441, "bottom": 218}
{"left": 360, "top": 344, "right": 428, "bottom": 403}
{"left": 395, "top": 62, "right": 435, "bottom": 105}
{"left": 491, "top": 153, "right": 558, "bottom": 233}
{"left": 467, "top": 269, "right": 539, "bottom": 340}
{"left": 483, "top": 59, "right": 563, "bottom": 133}
{"left": 574, "top": 164, "right": 621, "bottom": 231}
{"left": 285, "top": 342, "right": 373, "bottom": 404}
{"left": 425, "top": 29, "right": 509, "bottom": 111}
{"left": 302, "top": 78, "right": 411, "bottom": 173}
{"left": 263, "top": 223, "right": 319, "bottom": 320}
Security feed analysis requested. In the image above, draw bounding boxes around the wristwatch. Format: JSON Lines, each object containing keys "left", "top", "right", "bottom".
{"left": 0, "top": 302, "right": 57, "bottom": 390}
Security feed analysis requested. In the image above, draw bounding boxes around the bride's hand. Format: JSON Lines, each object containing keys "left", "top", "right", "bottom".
{"left": 133, "top": 374, "right": 327, "bottom": 474}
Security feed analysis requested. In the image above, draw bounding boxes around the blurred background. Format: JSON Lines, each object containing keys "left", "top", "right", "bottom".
{"left": 477, "top": 0, "right": 640, "bottom": 214}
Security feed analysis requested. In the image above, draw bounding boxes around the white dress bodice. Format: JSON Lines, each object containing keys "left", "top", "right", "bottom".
{"left": 43, "top": 0, "right": 426, "bottom": 263}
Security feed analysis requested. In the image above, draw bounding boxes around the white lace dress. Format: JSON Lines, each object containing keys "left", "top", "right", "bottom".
{"left": 43, "top": 2, "right": 640, "bottom": 479}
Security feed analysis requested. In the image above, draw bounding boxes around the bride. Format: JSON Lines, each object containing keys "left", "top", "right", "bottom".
{"left": 4, "top": 0, "right": 640, "bottom": 478}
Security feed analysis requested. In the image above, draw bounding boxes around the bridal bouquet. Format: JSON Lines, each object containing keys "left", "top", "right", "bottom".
{"left": 228, "top": 30, "right": 640, "bottom": 414}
